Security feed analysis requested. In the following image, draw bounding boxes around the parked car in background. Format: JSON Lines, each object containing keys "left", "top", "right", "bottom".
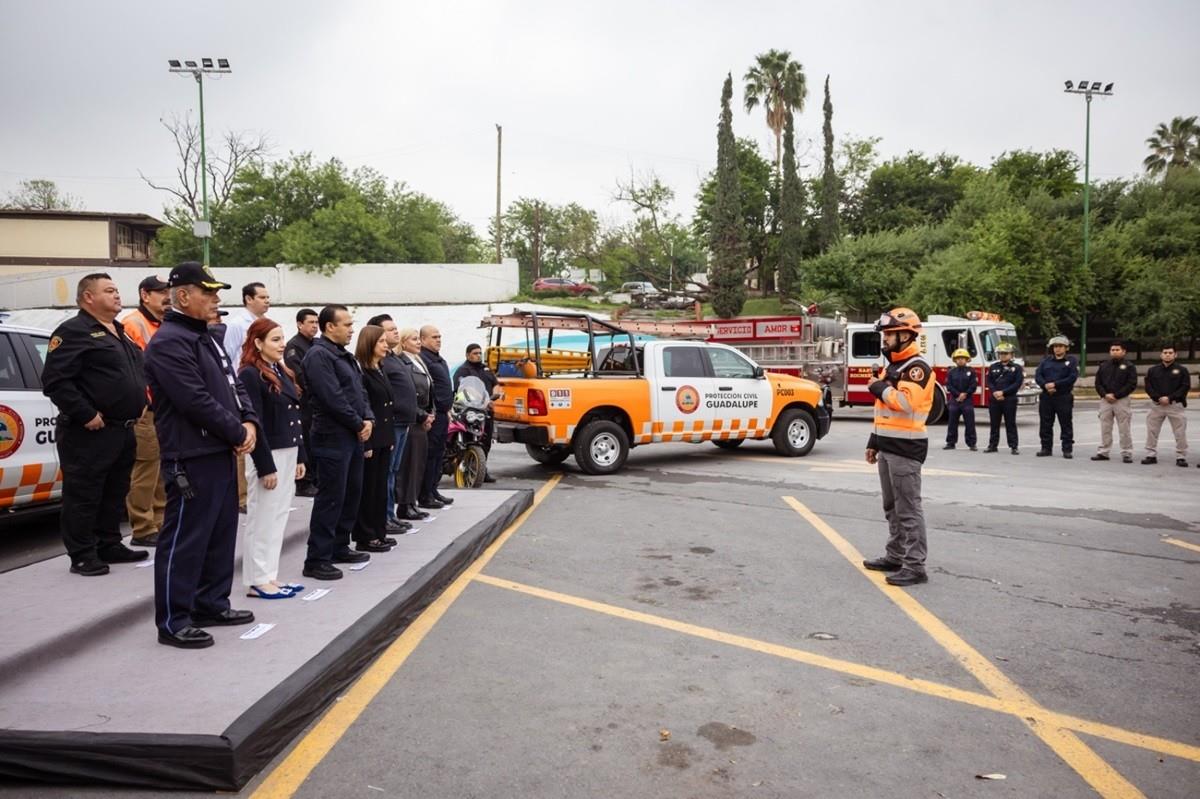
{"left": 620, "top": 281, "right": 660, "bottom": 297}
{"left": 532, "top": 277, "right": 598, "bottom": 295}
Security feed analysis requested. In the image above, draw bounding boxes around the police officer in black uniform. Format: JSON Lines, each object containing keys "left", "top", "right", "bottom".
{"left": 144, "top": 262, "right": 259, "bottom": 649}
{"left": 42, "top": 273, "right": 149, "bottom": 576}
{"left": 286, "top": 308, "right": 319, "bottom": 496}
{"left": 984, "top": 342, "right": 1023, "bottom": 454}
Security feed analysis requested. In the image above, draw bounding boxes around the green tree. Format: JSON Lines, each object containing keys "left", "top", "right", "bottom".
{"left": 818, "top": 75, "right": 840, "bottom": 251}
{"left": 279, "top": 197, "right": 400, "bottom": 275}
{"left": 743, "top": 49, "right": 808, "bottom": 177}
{"left": 499, "top": 199, "right": 602, "bottom": 288}
{"left": 3, "top": 178, "right": 79, "bottom": 210}
{"left": 711, "top": 74, "right": 747, "bottom": 318}
{"left": 776, "top": 113, "right": 805, "bottom": 297}
{"left": 990, "top": 149, "right": 1081, "bottom": 200}
{"left": 693, "top": 137, "right": 773, "bottom": 289}
{"left": 859, "top": 152, "right": 978, "bottom": 233}
{"left": 1143, "top": 116, "right": 1200, "bottom": 178}
{"left": 804, "top": 225, "right": 945, "bottom": 318}
{"left": 835, "top": 135, "right": 882, "bottom": 236}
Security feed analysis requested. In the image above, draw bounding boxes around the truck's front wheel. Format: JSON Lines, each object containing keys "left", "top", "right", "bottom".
{"left": 573, "top": 420, "right": 629, "bottom": 475}
{"left": 526, "top": 443, "right": 571, "bottom": 466}
{"left": 772, "top": 408, "right": 816, "bottom": 457}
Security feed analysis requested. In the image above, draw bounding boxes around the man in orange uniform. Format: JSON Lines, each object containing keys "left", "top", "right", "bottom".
{"left": 123, "top": 275, "right": 171, "bottom": 546}
{"left": 862, "top": 307, "right": 935, "bottom": 587}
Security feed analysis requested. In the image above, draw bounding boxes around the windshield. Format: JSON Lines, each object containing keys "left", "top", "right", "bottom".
{"left": 979, "top": 328, "right": 1023, "bottom": 361}
{"left": 454, "top": 376, "right": 490, "bottom": 410}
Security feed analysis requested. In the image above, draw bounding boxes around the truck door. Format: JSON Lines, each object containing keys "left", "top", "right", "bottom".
{"left": 653, "top": 344, "right": 715, "bottom": 442}
{"left": 704, "top": 345, "right": 774, "bottom": 439}
{"left": 0, "top": 331, "right": 60, "bottom": 511}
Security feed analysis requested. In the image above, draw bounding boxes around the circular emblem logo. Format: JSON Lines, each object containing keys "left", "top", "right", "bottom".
{"left": 0, "top": 404, "right": 25, "bottom": 460}
{"left": 675, "top": 385, "right": 701, "bottom": 414}
{"left": 908, "top": 366, "right": 925, "bottom": 382}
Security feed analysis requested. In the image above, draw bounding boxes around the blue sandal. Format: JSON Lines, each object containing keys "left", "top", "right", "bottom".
{"left": 247, "top": 585, "right": 294, "bottom": 599}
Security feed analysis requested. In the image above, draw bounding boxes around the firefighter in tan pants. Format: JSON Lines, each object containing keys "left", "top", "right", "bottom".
{"left": 123, "top": 276, "right": 170, "bottom": 546}
{"left": 1141, "top": 345, "right": 1190, "bottom": 467}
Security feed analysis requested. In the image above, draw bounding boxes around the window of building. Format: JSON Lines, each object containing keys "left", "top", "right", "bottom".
{"left": 115, "top": 224, "right": 149, "bottom": 260}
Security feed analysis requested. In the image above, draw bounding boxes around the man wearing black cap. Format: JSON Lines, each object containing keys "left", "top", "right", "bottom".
{"left": 123, "top": 275, "right": 170, "bottom": 546}
{"left": 41, "top": 273, "right": 149, "bottom": 576}
{"left": 144, "top": 262, "right": 260, "bottom": 649}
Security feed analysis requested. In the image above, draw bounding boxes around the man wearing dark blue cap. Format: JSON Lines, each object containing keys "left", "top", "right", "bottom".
{"left": 144, "top": 262, "right": 260, "bottom": 649}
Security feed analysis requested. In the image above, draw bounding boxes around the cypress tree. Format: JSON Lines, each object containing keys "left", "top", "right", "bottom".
{"left": 777, "top": 112, "right": 805, "bottom": 297}
{"left": 819, "top": 74, "right": 841, "bottom": 251}
{"left": 710, "top": 73, "right": 746, "bottom": 318}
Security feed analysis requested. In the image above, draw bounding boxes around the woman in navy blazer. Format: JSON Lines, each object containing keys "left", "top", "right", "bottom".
{"left": 352, "top": 325, "right": 396, "bottom": 552}
{"left": 238, "top": 318, "right": 307, "bottom": 599}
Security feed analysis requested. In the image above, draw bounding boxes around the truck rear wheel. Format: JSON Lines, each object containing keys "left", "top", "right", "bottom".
{"left": 573, "top": 420, "right": 629, "bottom": 475}
{"left": 525, "top": 443, "right": 571, "bottom": 466}
{"left": 771, "top": 408, "right": 816, "bottom": 457}
{"left": 712, "top": 438, "right": 744, "bottom": 450}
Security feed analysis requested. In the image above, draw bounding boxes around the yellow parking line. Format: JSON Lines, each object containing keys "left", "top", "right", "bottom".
{"left": 472, "top": 573, "right": 1200, "bottom": 765}
{"left": 250, "top": 477, "right": 562, "bottom": 799}
{"left": 784, "top": 497, "right": 1145, "bottom": 799}
{"left": 1163, "top": 537, "right": 1200, "bottom": 554}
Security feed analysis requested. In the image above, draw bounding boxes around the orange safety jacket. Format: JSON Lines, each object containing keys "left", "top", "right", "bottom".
{"left": 866, "top": 340, "right": 934, "bottom": 463}
{"left": 123, "top": 307, "right": 162, "bottom": 351}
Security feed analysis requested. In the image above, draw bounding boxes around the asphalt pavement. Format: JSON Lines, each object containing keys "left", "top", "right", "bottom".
{"left": 2, "top": 401, "right": 1197, "bottom": 798}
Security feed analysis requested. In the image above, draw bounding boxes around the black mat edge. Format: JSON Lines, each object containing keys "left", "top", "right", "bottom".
{"left": 0, "top": 489, "right": 533, "bottom": 791}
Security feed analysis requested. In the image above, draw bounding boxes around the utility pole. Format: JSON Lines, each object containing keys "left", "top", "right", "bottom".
{"left": 532, "top": 202, "right": 542, "bottom": 281}
{"left": 1063, "top": 79, "right": 1113, "bottom": 376}
{"left": 168, "top": 58, "right": 231, "bottom": 268}
{"left": 495, "top": 124, "right": 502, "bottom": 264}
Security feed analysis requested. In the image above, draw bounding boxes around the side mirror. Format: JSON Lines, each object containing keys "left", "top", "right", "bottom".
{"left": 754, "top": 366, "right": 766, "bottom": 379}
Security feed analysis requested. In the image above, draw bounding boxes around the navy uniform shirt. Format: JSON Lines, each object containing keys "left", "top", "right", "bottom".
{"left": 986, "top": 360, "right": 1024, "bottom": 397}
{"left": 41, "top": 309, "right": 147, "bottom": 425}
{"left": 420, "top": 348, "right": 454, "bottom": 413}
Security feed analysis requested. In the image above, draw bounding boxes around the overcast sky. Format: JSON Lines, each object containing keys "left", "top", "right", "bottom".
{"left": 2, "top": 0, "right": 1198, "bottom": 237}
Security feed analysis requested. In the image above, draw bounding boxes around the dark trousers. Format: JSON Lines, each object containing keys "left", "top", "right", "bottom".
{"left": 355, "top": 444, "right": 392, "bottom": 544}
{"left": 988, "top": 396, "right": 1019, "bottom": 448}
{"left": 945, "top": 399, "right": 976, "bottom": 447}
{"left": 422, "top": 411, "right": 449, "bottom": 499}
{"left": 399, "top": 422, "right": 428, "bottom": 506}
{"left": 57, "top": 423, "right": 136, "bottom": 559}
{"left": 1038, "top": 392, "right": 1074, "bottom": 453}
{"left": 306, "top": 428, "right": 364, "bottom": 568}
{"left": 385, "top": 425, "right": 410, "bottom": 520}
{"left": 298, "top": 399, "right": 318, "bottom": 489}
{"left": 155, "top": 451, "right": 238, "bottom": 634}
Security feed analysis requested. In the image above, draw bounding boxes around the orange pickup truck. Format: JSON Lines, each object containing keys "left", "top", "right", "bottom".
{"left": 482, "top": 311, "right": 832, "bottom": 475}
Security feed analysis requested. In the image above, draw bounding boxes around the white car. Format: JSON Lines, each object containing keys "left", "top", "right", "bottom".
{"left": 0, "top": 323, "right": 61, "bottom": 515}
{"left": 620, "top": 281, "right": 660, "bottom": 296}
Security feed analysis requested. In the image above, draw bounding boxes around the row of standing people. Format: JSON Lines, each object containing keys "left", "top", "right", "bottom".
{"left": 942, "top": 338, "right": 1191, "bottom": 465}
{"left": 40, "top": 264, "right": 485, "bottom": 650}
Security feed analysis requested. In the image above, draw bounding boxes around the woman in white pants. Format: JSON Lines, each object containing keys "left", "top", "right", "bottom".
{"left": 238, "top": 317, "right": 307, "bottom": 599}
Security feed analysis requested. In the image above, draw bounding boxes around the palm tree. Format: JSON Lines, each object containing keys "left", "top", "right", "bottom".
{"left": 743, "top": 50, "right": 808, "bottom": 177}
{"left": 1143, "top": 115, "right": 1200, "bottom": 177}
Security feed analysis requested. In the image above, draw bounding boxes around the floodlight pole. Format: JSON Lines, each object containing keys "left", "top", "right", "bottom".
{"left": 1063, "top": 81, "right": 1112, "bottom": 376}
{"left": 197, "top": 72, "right": 210, "bottom": 267}
{"left": 169, "top": 59, "right": 231, "bottom": 268}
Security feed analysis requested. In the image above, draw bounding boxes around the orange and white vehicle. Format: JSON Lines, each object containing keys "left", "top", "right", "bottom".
{"left": 842, "top": 312, "right": 1039, "bottom": 421}
{"left": 482, "top": 311, "right": 831, "bottom": 474}
{"left": 0, "top": 321, "right": 62, "bottom": 516}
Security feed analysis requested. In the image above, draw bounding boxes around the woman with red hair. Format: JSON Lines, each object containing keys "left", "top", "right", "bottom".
{"left": 238, "top": 317, "right": 307, "bottom": 599}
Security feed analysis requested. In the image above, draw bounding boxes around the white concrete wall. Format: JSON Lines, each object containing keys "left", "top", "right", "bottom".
{"left": 0, "top": 259, "right": 520, "bottom": 309}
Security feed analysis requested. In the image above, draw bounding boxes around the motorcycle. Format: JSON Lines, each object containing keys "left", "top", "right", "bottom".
{"left": 443, "top": 375, "right": 490, "bottom": 488}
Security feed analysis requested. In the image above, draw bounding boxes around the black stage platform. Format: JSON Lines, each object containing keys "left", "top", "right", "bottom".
{"left": 0, "top": 488, "right": 532, "bottom": 790}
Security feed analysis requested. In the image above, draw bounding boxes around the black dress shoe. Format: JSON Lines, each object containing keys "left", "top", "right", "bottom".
{"left": 158, "top": 626, "right": 214, "bottom": 649}
{"left": 356, "top": 540, "right": 392, "bottom": 553}
{"left": 381, "top": 536, "right": 398, "bottom": 546}
{"left": 1122, "top": 454, "right": 1133, "bottom": 464}
{"left": 983, "top": 446, "right": 998, "bottom": 453}
{"left": 302, "top": 563, "right": 344, "bottom": 581}
{"left": 400, "top": 505, "right": 430, "bottom": 520}
{"left": 131, "top": 533, "right": 160, "bottom": 547}
{"left": 862, "top": 557, "right": 902, "bottom": 572}
{"left": 1010, "top": 448, "right": 1019, "bottom": 455}
{"left": 886, "top": 569, "right": 928, "bottom": 587}
{"left": 191, "top": 608, "right": 255, "bottom": 627}
{"left": 1177, "top": 459, "right": 1188, "bottom": 467}
{"left": 483, "top": 472, "right": 497, "bottom": 483}
{"left": 942, "top": 444, "right": 955, "bottom": 450}
{"left": 1063, "top": 452, "right": 1073, "bottom": 459}
{"left": 433, "top": 492, "right": 454, "bottom": 505}
{"left": 418, "top": 497, "right": 445, "bottom": 510}
{"left": 70, "top": 557, "right": 110, "bottom": 576}
{"left": 1091, "top": 453, "right": 1109, "bottom": 461}
{"left": 333, "top": 550, "right": 370, "bottom": 564}
{"left": 98, "top": 543, "right": 150, "bottom": 563}
{"left": 386, "top": 518, "right": 411, "bottom": 532}
{"left": 1141, "top": 456, "right": 1157, "bottom": 465}
{"left": 1036, "top": 450, "right": 1052, "bottom": 457}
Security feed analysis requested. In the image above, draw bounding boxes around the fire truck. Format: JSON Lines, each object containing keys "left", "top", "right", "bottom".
{"left": 653, "top": 310, "right": 1038, "bottom": 424}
